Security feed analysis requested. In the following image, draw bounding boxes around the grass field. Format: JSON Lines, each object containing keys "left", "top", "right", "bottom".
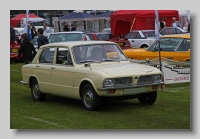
{"left": 10, "top": 62, "right": 190, "bottom": 129}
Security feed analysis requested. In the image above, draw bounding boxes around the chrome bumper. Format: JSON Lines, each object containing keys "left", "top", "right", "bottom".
{"left": 20, "top": 80, "right": 28, "bottom": 85}
{"left": 97, "top": 82, "right": 164, "bottom": 90}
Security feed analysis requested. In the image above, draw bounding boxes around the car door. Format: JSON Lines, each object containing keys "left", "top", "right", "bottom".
{"left": 139, "top": 39, "right": 175, "bottom": 60}
{"left": 50, "top": 47, "right": 74, "bottom": 96}
{"left": 127, "top": 32, "right": 137, "bottom": 47}
{"left": 34, "top": 47, "right": 56, "bottom": 92}
{"left": 173, "top": 38, "right": 190, "bottom": 61}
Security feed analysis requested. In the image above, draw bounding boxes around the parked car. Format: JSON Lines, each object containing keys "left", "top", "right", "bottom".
{"left": 160, "top": 27, "right": 187, "bottom": 36}
{"left": 81, "top": 29, "right": 97, "bottom": 33}
{"left": 102, "top": 28, "right": 111, "bottom": 34}
{"left": 86, "top": 32, "right": 132, "bottom": 49}
{"left": 123, "top": 34, "right": 190, "bottom": 62}
{"left": 14, "top": 28, "right": 24, "bottom": 44}
{"left": 86, "top": 32, "right": 110, "bottom": 41}
{"left": 124, "top": 30, "right": 156, "bottom": 48}
{"left": 10, "top": 41, "right": 23, "bottom": 62}
{"left": 48, "top": 32, "right": 90, "bottom": 43}
{"left": 20, "top": 41, "right": 163, "bottom": 111}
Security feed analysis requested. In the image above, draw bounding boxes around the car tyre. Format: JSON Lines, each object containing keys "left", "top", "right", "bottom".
{"left": 140, "top": 44, "right": 148, "bottom": 48}
{"left": 81, "top": 84, "right": 101, "bottom": 111}
{"left": 31, "top": 79, "right": 46, "bottom": 101}
{"left": 138, "top": 91, "right": 157, "bottom": 105}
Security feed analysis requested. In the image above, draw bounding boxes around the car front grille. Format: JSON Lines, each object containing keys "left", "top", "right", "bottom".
{"left": 137, "top": 75, "right": 153, "bottom": 85}
{"left": 114, "top": 77, "right": 132, "bottom": 86}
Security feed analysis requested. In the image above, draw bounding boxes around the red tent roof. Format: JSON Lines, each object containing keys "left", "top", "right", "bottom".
{"left": 110, "top": 10, "right": 179, "bottom": 36}
{"left": 10, "top": 13, "right": 39, "bottom": 20}
{"left": 10, "top": 13, "right": 40, "bottom": 27}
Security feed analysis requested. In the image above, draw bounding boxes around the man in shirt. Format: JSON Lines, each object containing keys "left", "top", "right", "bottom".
{"left": 170, "top": 17, "right": 182, "bottom": 28}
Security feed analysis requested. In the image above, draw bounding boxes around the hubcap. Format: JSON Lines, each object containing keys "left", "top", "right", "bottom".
{"left": 33, "top": 84, "right": 40, "bottom": 98}
{"left": 83, "top": 89, "right": 94, "bottom": 108}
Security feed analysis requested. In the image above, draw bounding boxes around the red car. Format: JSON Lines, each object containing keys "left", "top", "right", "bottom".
{"left": 86, "top": 32, "right": 132, "bottom": 50}
{"left": 10, "top": 41, "right": 23, "bottom": 62}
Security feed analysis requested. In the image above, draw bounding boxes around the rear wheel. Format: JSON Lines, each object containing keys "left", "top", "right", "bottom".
{"left": 140, "top": 44, "right": 148, "bottom": 48}
{"left": 31, "top": 79, "right": 46, "bottom": 101}
{"left": 81, "top": 84, "right": 101, "bottom": 111}
{"left": 138, "top": 91, "right": 157, "bottom": 105}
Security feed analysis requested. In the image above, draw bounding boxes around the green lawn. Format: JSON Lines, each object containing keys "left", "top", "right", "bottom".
{"left": 10, "top": 63, "right": 190, "bottom": 129}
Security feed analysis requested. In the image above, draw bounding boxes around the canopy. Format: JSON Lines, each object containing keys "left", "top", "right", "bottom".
{"left": 110, "top": 10, "right": 179, "bottom": 37}
{"left": 58, "top": 12, "right": 104, "bottom": 21}
{"left": 96, "top": 11, "right": 116, "bottom": 20}
{"left": 10, "top": 13, "right": 40, "bottom": 27}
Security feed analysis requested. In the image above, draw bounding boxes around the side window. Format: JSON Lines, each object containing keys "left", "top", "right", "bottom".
{"left": 129, "top": 32, "right": 137, "bottom": 39}
{"left": 176, "top": 39, "right": 190, "bottom": 51}
{"left": 15, "top": 30, "right": 20, "bottom": 36}
{"left": 56, "top": 47, "right": 68, "bottom": 64}
{"left": 176, "top": 28, "right": 183, "bottom": 34}
{"left": 124, "top": 33, "right": 129, "bottom": 38}
{"left": 136, "top": 32, "right": 142, "bottom": 39}
{"left": 39, "top": 48, "right": 55, "bottom": 63}
{"left": 87, "top": 34, "right": 94, "bottom": 40}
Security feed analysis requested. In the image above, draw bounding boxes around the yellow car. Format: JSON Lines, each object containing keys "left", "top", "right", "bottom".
{"left": 123, "top": 34, "right": 190, "bottom": 62}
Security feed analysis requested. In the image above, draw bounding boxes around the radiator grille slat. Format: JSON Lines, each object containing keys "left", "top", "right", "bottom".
{"left": 114, "top": 77, "right": 132, "bottom": 86}
{"left": 137, "top": 75, "right": 153, "bottom": 84}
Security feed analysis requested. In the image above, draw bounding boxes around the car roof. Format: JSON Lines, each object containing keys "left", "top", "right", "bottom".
{"left": 87, "top": 32, "right": 110, "bottom": 34}
{"left": 130, "top": 30, "right": 155, "bottom": 32}
{"left": 51, "top": 31, "right": 84, "bottom": 34}
{"left": 40, "top": 41, "right": 116, "bottom": 49}
{"left": 161, "top": 34, "right": 190, "bottom": 39}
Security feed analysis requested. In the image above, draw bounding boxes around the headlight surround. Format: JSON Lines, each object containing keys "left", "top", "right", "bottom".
{"left": 152, "top": 74, "right": 161, "bottom": 82}
{"left": 103, "top": 78, "right": 114, "bottom": 87}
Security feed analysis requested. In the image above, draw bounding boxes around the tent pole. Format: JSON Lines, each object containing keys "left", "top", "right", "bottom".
{"left": 58, "top": 20, "right": 61, "bottom": 32}
{"left": 130, "top": 18, "right": 136, "bottom": 31}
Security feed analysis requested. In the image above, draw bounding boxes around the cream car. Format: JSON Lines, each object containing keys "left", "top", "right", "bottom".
{"left": 20, "top": 41, "right": 163, "bottom": 111}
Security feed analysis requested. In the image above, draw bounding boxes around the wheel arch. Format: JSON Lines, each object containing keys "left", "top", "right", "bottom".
{"left": 29, "top": 76, "right": 38, "bottom": 88}
{"left": 79, "top": 79, "right": 96, "bottom": 98}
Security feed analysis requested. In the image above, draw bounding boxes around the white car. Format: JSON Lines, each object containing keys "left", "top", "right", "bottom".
{"left": 124, "top": 30, "right": 156, "bottom": 48}
{"left": 102, "top": 28, "right": 111, "bottom": 34}
{"left": 160, "top": 27, "right": 187, "bottom": 36}
{"left": 48, "top": 32, "right": 90, "bottom": 43}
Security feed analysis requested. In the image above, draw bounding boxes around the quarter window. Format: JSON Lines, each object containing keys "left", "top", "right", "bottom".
{"left": 176, "top": 39, "right": 190, "bottom": 51}
{"left": 56, "top": 48, "right": 68, "bottom": 64}
{"left": 39, "top": 48, "right": 55, "bottom": 63}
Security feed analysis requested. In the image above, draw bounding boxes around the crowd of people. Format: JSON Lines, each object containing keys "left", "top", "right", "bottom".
{"left": 11, "top": 16, "right": 190, "bottom": 65}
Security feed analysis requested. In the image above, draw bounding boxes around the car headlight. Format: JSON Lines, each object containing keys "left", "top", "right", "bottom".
{"left": 153, "top": 74, "right": 161, "bottom": 82}
{"left": 103, "top": 79, "right": 114, "bottom": 87}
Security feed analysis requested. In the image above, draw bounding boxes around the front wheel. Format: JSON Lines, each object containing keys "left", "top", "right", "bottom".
{"left": 138, "top": 91, "right": 157, "bottom": 105}
{"left": 81, "top": 84, "right": 101, "bottom": 111}
{"left": 31, "top": 79, "right": 46, "bottom": 101}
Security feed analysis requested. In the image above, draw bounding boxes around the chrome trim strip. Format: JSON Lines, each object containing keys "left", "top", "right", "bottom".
{"left": 20, "top": 81, "right": 28, "bottom": 85}
{"left": 97, "top": 82, "right": 164, "bottom": 90}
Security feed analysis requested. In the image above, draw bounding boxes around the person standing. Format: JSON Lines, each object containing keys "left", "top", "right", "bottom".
{"left": 31, "top": 26, "right": 37, "bottom": 39}
{"left": 159, "top": 18, "right": 166, "bottom": 31}
{"left": 62, "top": 22, "right": 69, "bottom": 32}
{"left": 37, "top": 28, "right": 49, "bottom": 49}
{"left": 71, "top": 24, "right": 77, "bottom": 31}
{"left": 18, "top": 33, "right": 36, "bottom": 64}
{"left": 27, "top": 24, "right": 32, "bottom": 40}
{"left": 10, "top": 25, "right": 16, "bottom": 42}
{"left": 170, "top": 17, "right": 182, "bottom": 28}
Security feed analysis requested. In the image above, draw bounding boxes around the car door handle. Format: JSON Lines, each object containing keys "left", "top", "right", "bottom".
{"left": 36, "top": 65, "right": 40, "bottom": 67}
{"left": 167, "top": 57, "right": 172, "bottom": 59}
{"left": 51, "top": 67, "right": 56, "bottom": 69}
{"left": 132, "top": 40, "right": 134, "bottom": 42}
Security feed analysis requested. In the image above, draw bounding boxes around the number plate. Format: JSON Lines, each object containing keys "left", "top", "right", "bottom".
{"left": 124, "top": 87, "right": 145, "bottom": 95}
{"left": 12, "top": 49, "right": 18, "bottom": 53}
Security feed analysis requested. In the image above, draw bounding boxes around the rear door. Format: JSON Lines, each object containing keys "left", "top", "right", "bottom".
{"left": 34, "top": 47, "right": 56, "bottom": 92}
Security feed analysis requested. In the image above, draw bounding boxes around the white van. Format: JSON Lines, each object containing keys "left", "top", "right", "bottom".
{"left": 20, "top": 18, "right": 45, "bottom": 28}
